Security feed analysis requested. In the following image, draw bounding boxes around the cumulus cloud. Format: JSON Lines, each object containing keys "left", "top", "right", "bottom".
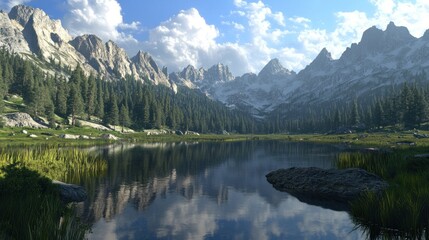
{"left": 119, "top": 21, "right": 141, "bottom": 31}
{"left": 0, "top": 0, "right": 32, "bottom": 11}
{"left": 143, "top": 8, "right": 251, "bottom": 75}
{"left": 142, "top": 0, "right": 297, "bottom": 76}
{"left": 63, "top": 0, "right": 137, "bottom": 43}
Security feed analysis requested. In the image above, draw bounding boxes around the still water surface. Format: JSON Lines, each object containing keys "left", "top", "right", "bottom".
{"left": 78, "top": 141, "right": 363, "bottom": 239}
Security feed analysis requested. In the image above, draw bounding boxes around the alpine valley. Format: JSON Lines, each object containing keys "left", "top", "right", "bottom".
{"left": 1, "top": 4, "right": 429, "bottom": 133}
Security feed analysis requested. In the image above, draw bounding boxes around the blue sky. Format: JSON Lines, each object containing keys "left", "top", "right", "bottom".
{"left": 1, "top": 0, "right": 429, "bottom": 75}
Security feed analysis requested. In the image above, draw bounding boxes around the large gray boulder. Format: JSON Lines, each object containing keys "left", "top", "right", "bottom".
{"left": 266, "top": 167, "right": 388, "bottom": 202}
{"left": 2, "top": 112, "right": 47, "bottom": 128}
{"left": 52, "top": 180, "right": 87, "bottom": 204}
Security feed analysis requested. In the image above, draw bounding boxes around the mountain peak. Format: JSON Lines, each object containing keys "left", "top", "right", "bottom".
{"left": 179, "top": 65, "right": 204, "bottom": 82}
{"left": 303, "top": 48, "right": 334, "bottom": 72}
{"left": 8, "top": 4, "right": 35, "bottom": 26}
{"left": 385, "top": 21, "right": 414, "bottom": 40}
{"left": 316, "top": 48, "right": 332, "bottom": 61}
{"left": 258, "top": 58, "right": 292, "bottom": 78}
{"left": 341, "top": 23, "right": 416, "bottom": 62}
{"left": 206, "top": 63, "right": 234, "bottom": 82}
{"left": 386, "top": 21, "right": 396, "bottom": 31}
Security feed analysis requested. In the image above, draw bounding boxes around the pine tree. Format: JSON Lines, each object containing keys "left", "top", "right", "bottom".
{"left": 67, "top": 83, "right": 84, "bottom": 125}
{"left": 86, "top": 75, "right": 97, "bottom": 120}
{"left": 373, "top": 100, "right": 385, "bottom": 128}
{"left": 55, "top": 81, "right": 68, "bottom": 117}
{"left": 412, "top": 87, "right": 428, "bottom": 126}
{"left": 27, "top": 83, "right": 46, "bottom": 116}
{"left": 401, "top": 83, "right": 413, "bottom": 128}
{"left": 350, "top": 99, "right": 360, "bottom": 125}
{"left": 119, "top": 104, "right": 131, "bottom": 132}
{"left": 104, "top": 94, "right": 119, "bottom": 128}
{"left": 96, "top": 78, "right": 105, "bottom": 119}
{"left": 45, "top": 100, "right": 56, "bottom": 128}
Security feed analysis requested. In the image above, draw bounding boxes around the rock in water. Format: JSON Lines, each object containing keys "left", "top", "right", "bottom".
{"left": 52, "top": 180, "right": 87, "bottom": 204}
{"left": 266, "top": 167, "right": 388, "bottom": 202}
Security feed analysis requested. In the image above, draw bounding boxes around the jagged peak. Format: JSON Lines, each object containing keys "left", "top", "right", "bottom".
{"left": 178, "top": 64, "right": 204, "bottom": 82}
{"left": 106, "top": 40, "right": 119, "bottom": 48}
{"left": 182, "top": 64, "right": 197, "bottom": 73}
{"left": 384, "top": 21, "right": 415, "bottom": 40}
{"left": 71, "top": 34, "right": 103, "bottom": 48}
{"left": 131, "top": 51, "right": 161, "bottom": 73}
{"left": 316, "top": 48, "right": 332, "bottom": 61}
{"left": 360, "top": 25, "right": 383, "bottom": 44}
{"left": 208, "top": 63, "right": 229, "bottom": 72}
{"left": 303, "top": 48, "right": 334, "bottom": 71}
{"left": 207, "top": 63, "right": 233, "bottom": 75}
{"left": 360, "top": 22, "right": 414, "bottom": 46}
{"left": 78, "top": 34, "right": 102, "bottom": 42}
{"left": 132, "top": 50, "right": 155, "bottom": 63}
{"left": 258, "top": 58, "right": 292, "bottom": 78}
{"left": 386, "top": 21, "right": 396, "bottom": 31}
{"left": 8, "top": 4, "right": 35, "bottom": 26}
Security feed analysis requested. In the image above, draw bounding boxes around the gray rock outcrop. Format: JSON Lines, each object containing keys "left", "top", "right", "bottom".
{"left": 52, "top": 180, "right": 87, "bottom": 203}
{"left": 2, "top": 112, "right": 47, "bottom": 128}
{"left": 266, "top": 167, "right": 388, "bottom": 202}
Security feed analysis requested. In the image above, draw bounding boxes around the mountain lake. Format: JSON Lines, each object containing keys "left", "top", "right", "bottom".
{"left": 74, "top": 141, "right": 365, "bottom": 240}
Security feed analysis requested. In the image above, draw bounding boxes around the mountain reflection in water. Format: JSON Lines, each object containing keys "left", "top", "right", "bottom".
{"left": 76, "top": 141, "right": 363, "bottom": 240}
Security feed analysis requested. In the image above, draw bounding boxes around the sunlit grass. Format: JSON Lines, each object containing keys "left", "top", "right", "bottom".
{"left": 0, "top": 147, "right": 107, "bottom": 182}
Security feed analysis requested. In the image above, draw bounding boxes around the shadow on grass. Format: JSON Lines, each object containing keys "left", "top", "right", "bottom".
{"left": 0, "top": 164, "right": 90, "bottom": 239}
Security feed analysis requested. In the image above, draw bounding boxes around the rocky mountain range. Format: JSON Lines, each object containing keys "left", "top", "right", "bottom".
{"left": 172, "top": 22, "right": 429, "bottom": 117}
{"left": 2, "top": 5, "right": 429, "bottom": 119}
{"left": 0, "top": 5, "right": 171, "bottom": 87}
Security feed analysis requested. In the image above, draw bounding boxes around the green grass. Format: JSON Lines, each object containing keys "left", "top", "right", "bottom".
{"left": 0, "top": 144, "right": 107, "bottom": 239}
{"left": 0, "top": 146, "right": 107, "bottom": 183}
{"left": 0, "top": 165, "right": 89, "bottom": 239}
{"left": 337, "top": 149, "right": 429, "bottom": 239}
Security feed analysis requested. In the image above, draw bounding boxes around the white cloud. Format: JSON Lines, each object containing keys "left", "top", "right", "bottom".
{"left": 289, "top": 17, "right": 311, "bottom": 24}
{"left": 119, "top": 21, "right": 141, "bottom": 31}
{"left": 141, "top": 1, "right": 301, "bottom": 75}
{"left": 0, "top": 0, "right": 32, "bottom": 11}
{"left": 63, "top": 0, "right": 137, "bottom": 44}
{"left": 233, "top": 0, "right": 247, "bottom": 8}
{"left": 289, "top": 17, "right": 311, "bottom": 29}
{"left": 221, "top": 21, "right": 245, "bottom": 31}
{"left": 143, "top": 8, "right": 250, "bottom": 75}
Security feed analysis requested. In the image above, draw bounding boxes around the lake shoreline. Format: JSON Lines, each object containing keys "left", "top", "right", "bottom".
{"left": 2, "top": 126, "right": 429, "bottom": 148}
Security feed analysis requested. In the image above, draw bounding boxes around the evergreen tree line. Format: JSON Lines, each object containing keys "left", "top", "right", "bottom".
{"left": 0, "top": 49, "right": 256, "bottom": 133}
{"left": 271, "top": 83, "right": 429, "bottom": 133}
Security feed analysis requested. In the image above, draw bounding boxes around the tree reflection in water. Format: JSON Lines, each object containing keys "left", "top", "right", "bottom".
{"left": 76, "top": 141, "right": 362, "bottom": 240}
